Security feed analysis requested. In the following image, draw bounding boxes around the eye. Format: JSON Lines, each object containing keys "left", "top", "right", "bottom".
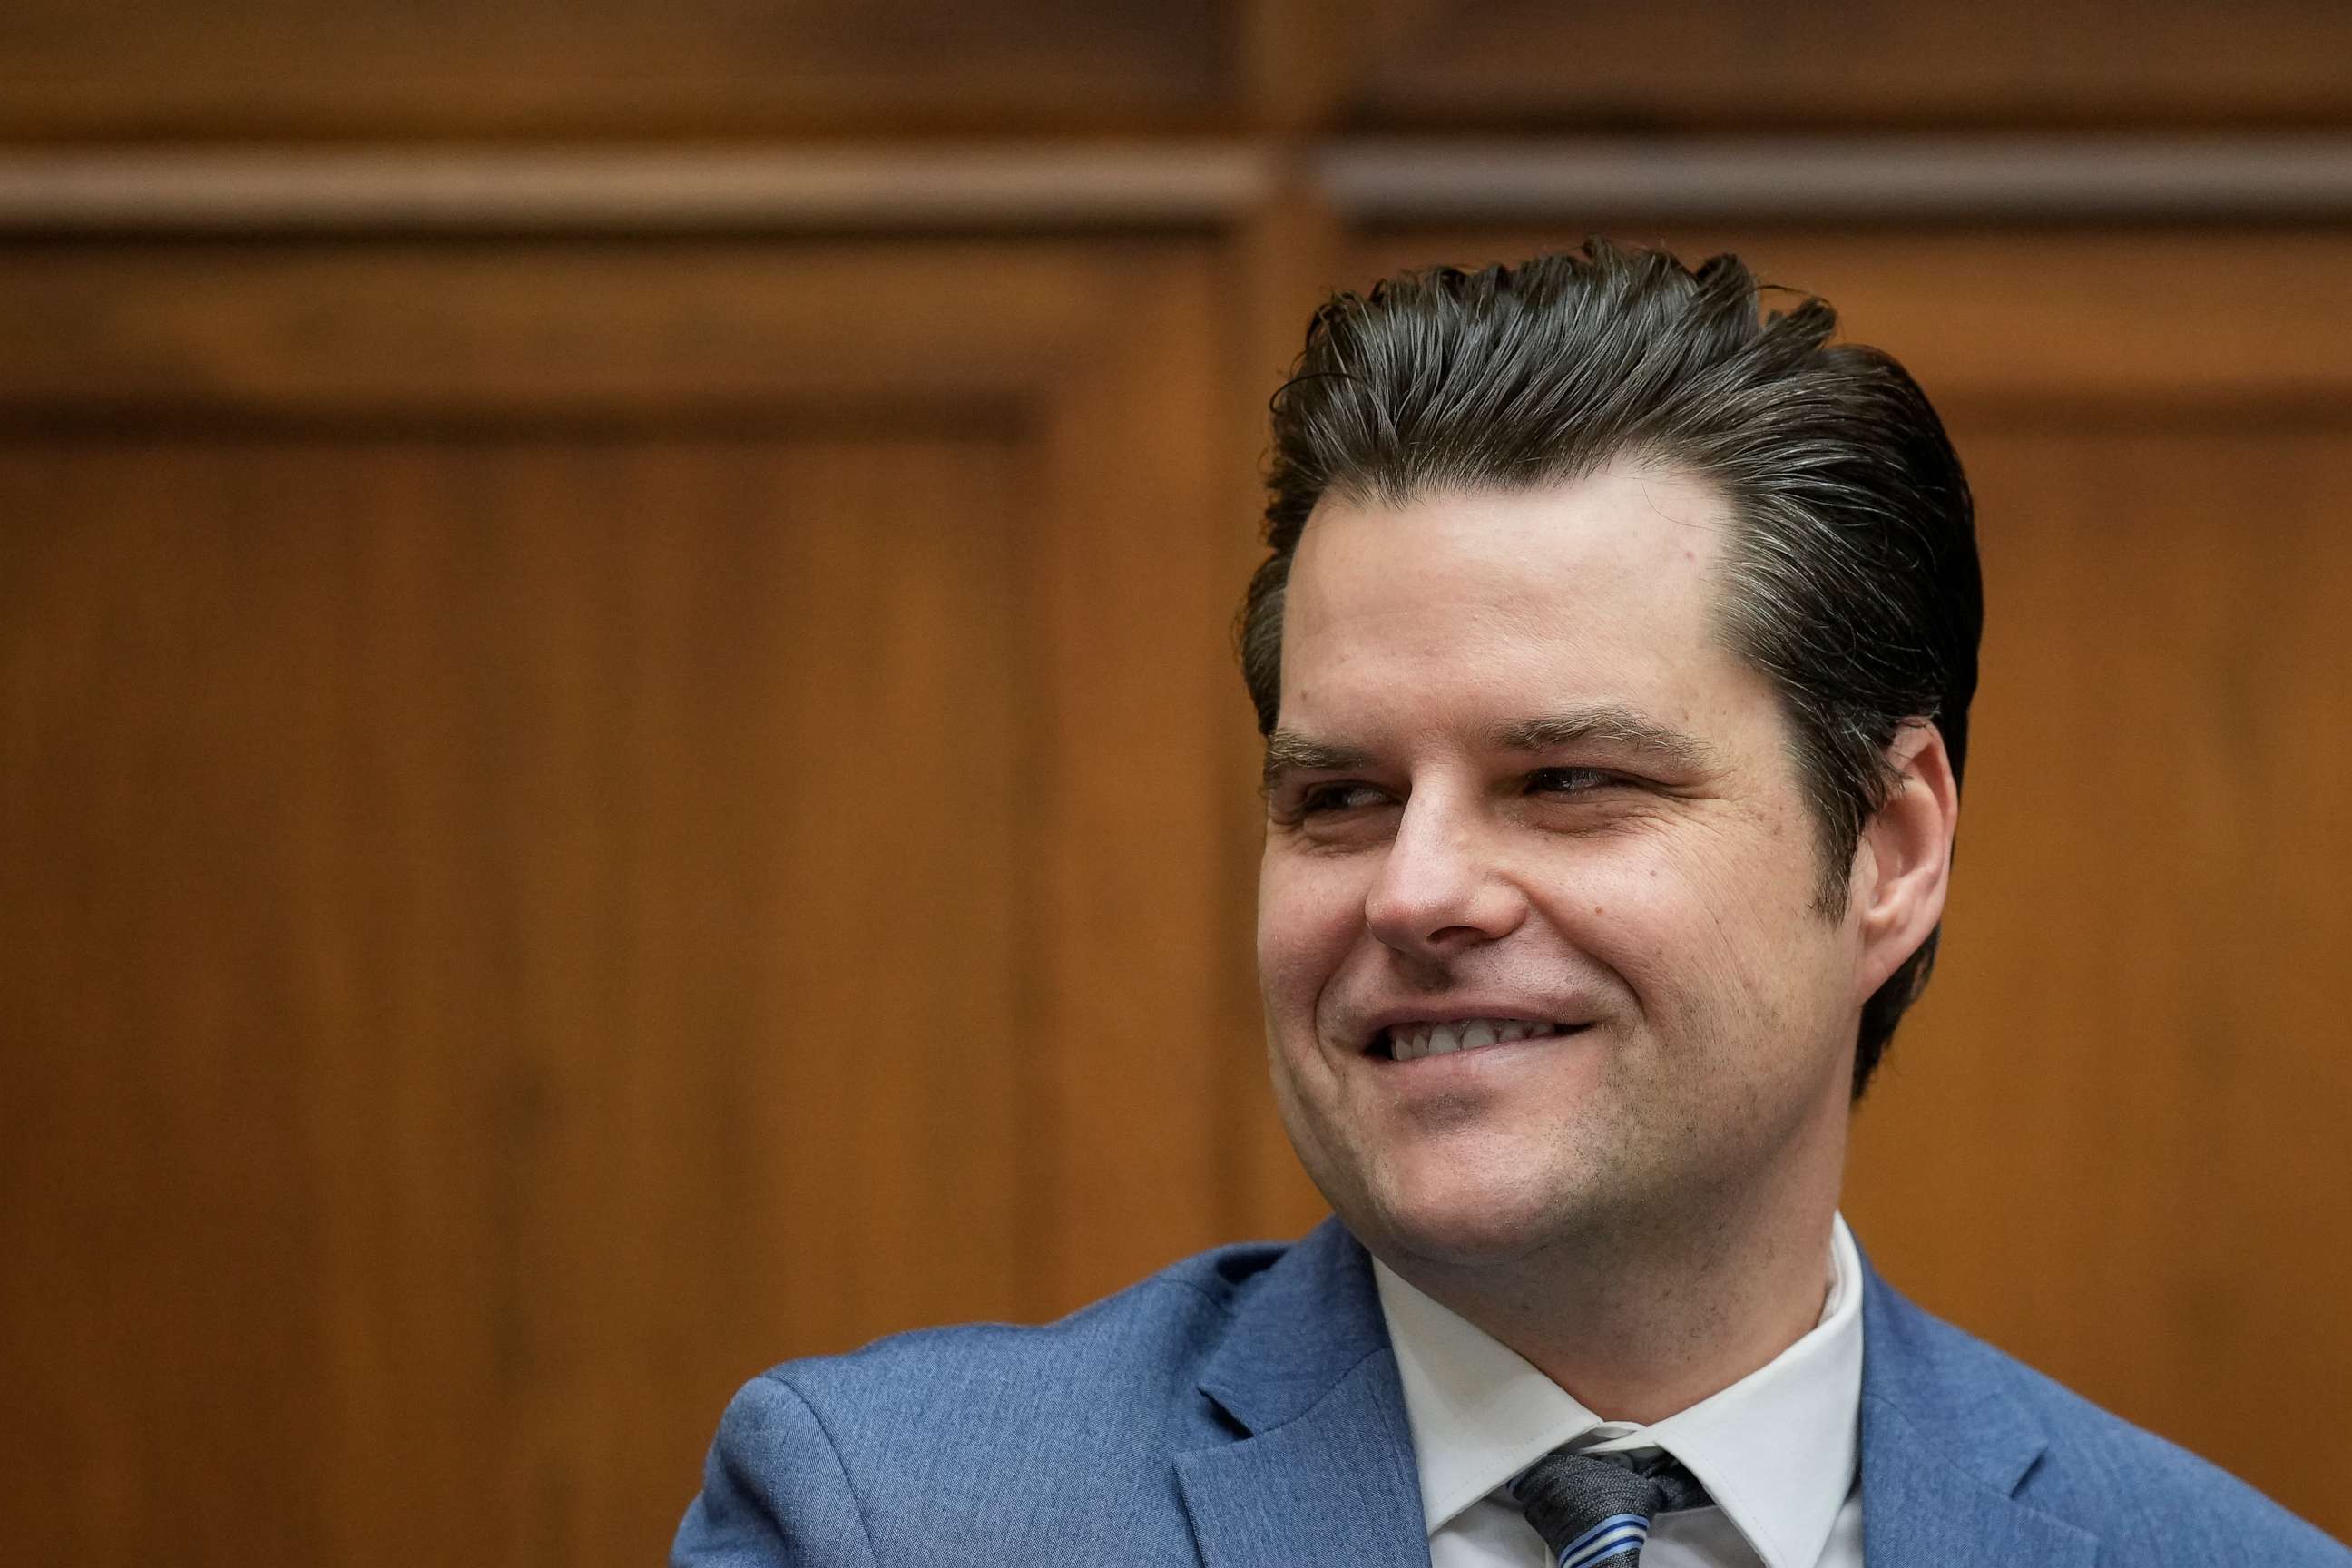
{"left": 1528, "top": 766, "right": 1618, "bottom": 796}
{"left": 1296, "top": 781, "right": 1391, "bottom": 815}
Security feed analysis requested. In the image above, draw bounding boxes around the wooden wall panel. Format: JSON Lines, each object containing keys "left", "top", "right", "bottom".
{"left": 1874, "top": 420, "right": 2352, "bottom": 1524}
{"left": 0, "top": 0, "right": 1227, "bottom": 140}
{"left": 0, "top": 240, "right": 1263, "bottom": 1568}
{"left": 1340, "top": 0, "right": 2352, "bottom": 129}
{"left": 1340, "top": 226, "right": 2352, "bottom": 1534}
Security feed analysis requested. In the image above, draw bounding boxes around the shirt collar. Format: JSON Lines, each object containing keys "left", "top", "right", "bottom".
{"left": 1373, "top": 1214, "right": 1865, "bottom": 1568}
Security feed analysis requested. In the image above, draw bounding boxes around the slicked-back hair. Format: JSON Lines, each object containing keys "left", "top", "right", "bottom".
{"left": 1240, "top": 240, "right": 1982, "bottom": 1097}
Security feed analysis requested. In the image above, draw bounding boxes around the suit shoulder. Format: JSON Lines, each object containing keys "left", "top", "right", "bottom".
{"left": 746, "top": 1237, "right": 1289, "bottom": 1452}
{"left": 677, "top": 1239, "right": 1292, "bottom": 1564}
{"left": 1882, "top": 1296, "right": 2349, "bottom": 1562}
{"left": 2008, "top": 1355, "right": 2349, "bottom": 1561}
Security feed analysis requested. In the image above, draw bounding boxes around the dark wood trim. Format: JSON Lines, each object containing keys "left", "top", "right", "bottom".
{"left": 1321, "top": 136, "right": 2352, "bottom": 222}
{"left": 0, "top": 145, "right": 1276, "bottom": 234}
{"left": 13, "top": 137, "right": 2352, "bottom": 237}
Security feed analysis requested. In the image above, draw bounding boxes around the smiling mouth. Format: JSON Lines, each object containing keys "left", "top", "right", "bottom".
{"left": 1369, "top": 1018, "right": 1591, "bottom": 1063}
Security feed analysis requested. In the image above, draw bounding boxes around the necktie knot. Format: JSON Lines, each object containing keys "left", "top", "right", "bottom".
{"left": 1512, "top": 1446, "right": 1709, "bottom": 1568}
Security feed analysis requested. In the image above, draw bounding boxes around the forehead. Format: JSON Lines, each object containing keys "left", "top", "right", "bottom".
{"left": 1279, "top": 464, "right": 1749, "bottom": 735}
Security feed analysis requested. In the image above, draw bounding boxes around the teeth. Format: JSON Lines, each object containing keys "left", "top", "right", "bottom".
{"left": 1387, "top": 1018, "right": 1563, "bottom": 1062}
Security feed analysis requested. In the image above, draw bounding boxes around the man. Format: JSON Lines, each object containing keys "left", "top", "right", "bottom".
{"left": 674, "top": 241, "right": 2349, "bottom": 1565}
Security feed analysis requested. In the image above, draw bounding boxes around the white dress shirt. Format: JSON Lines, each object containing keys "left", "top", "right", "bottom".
{"left": 1373, "top": 1215, "right": 1867, "bottom": 1568}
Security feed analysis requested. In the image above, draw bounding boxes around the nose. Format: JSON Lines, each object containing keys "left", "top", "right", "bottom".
{"left": 1362, "top": 789, "right": 1526, "bottom": 958}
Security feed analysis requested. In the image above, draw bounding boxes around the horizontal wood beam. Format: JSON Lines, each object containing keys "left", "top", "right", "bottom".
{"left": 4, "top": 138, "right": 2352, "bottom": 234}
{"left": 0, "top": 145, "right": 1277, "bottom": 234}
{"left": 1320, "top": 136, "right": 2352, "bottom": 223}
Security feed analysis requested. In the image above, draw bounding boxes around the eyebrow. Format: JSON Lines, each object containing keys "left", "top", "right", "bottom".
{"left": 1260, "top": 732, "right": 1376, "bottom": 794}
{"left": 1488, "top": 706, "right": 1719, "bottom": 772}
{"left": 1261, "top": 702, "right": 1716, "bottom": 793}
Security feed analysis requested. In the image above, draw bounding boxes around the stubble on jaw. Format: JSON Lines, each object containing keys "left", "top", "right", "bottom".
{"left": 1362, "top": 1067, "right": 1846, "bottom": 1425}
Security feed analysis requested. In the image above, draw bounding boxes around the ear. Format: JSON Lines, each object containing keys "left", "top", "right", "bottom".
{"left": 1850, "top": 720, "right": 1961, "bottom": 1004}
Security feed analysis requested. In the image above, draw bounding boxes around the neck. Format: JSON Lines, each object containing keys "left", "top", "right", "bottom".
{"left": 1380, "top": 1146, "right": 1846, "bottom": 1426}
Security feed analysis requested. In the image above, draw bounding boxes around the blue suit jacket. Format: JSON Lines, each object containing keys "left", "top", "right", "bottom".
{"left": 674, "top": 1220, "right": 2349, "bottom": 1564}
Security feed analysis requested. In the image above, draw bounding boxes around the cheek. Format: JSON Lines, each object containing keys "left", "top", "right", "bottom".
{"left": 1255, "top": 852, "right": 1367, "bottom": 1019}
{"left": 1547, "top": 831, "right": 1830, "bottom": 1031}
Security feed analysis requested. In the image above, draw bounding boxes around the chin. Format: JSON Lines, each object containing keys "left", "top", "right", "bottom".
{"left": 1349, "top": 1146, "right": 1591, "bottom": 1271}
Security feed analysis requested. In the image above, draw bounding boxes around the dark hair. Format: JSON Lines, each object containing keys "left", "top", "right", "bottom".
{"left": 1240, "top": 240, "right": 1982, "bottom": 1097}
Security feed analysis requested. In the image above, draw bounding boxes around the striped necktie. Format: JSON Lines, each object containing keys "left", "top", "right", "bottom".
{"left": 1511, "top": 1446, "right": 1710, "bottom": 1568}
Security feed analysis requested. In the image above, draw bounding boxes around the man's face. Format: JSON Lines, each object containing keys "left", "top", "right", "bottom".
{"left": 1257, "top": 464, "right": 1874, "bottom": 1272}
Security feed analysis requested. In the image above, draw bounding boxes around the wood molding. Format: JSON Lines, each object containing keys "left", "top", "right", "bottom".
{"left": 0, "top": 145, "right": 1275, "bottom": 234}
{"left": 1347, "top": 228, "right": 2352, "bottom": 407}
{"left": 1321, "top": 136, "right": 2352, "bottom": 222}
{"left": 0, "top": 240, "right": 1215, "bottom": 417}
{"left": 12, "top": 137, "right": 2352, "bottom": 236}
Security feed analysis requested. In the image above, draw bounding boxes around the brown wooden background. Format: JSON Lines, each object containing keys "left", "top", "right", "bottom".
{"left": 3, "top": 3, "right": 2348, "bottom": 1561}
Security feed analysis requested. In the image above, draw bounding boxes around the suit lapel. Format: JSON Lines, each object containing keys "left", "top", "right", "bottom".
{"left": 1857, "top": 1261, "right": 2099, "bottom": 1568}
{"left": 1175, "top": 1353, "right": 1428, "bottom": 1568}
{"left": 1173, "top": 1220, "right": 1428, "bottom": 1568}
{"left": 1174, "top": 1227, "right": 2112, "bottom": 1567}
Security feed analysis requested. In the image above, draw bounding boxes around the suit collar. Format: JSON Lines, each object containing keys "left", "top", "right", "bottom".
{"left": 1171, "top": 1223, "right": 2108, "bottom": 1568}
{"left": 1191, "top": 1217, "right": 1394, "bottom": 1434}
{"left": 1176, "top": 1219, "right": 1427, "bottom": 1567}
{"left": 1857, "top": 1255, "right": 2099, "bottom": 1566}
